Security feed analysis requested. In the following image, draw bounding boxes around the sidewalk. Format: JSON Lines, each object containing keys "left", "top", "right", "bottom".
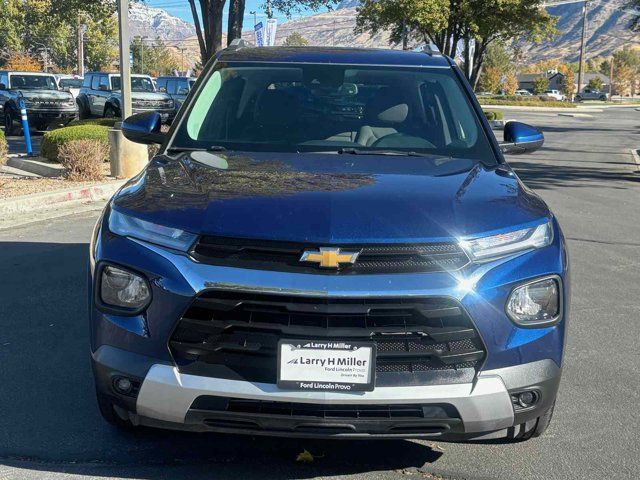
{"left": 0, "top": 180, "right": 125, "bottom": 230}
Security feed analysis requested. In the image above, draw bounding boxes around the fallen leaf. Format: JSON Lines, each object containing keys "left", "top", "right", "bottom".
{"left": 296, "top": 449, "right": 315, "bottom": 463}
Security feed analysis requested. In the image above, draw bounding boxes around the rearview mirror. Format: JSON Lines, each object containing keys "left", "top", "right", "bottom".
{"left": 501, "top": 121, "right": 544, "bottom": 154}
{"left": 122, "top": 111, "right": 165, "bottom": 145}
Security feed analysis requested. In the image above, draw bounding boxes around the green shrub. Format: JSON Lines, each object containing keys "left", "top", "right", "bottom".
{"left": 67, "top": 118, "right": 118, "bottom": 128}
{"left": 483, "top": 110, "right": 505, "bottom": 121}
{"left": 42, "top": 125, "right": 110, "bottom": 162}
{"left": 478, "top": 98, "right": 575, "bottom": 109}
{"left": 0, "top": 129, "right": 7, "bottom": 166}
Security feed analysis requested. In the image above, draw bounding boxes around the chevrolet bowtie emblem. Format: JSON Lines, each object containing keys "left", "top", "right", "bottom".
{"left": 300, "top": 247, "right": 360, "bottom": 269}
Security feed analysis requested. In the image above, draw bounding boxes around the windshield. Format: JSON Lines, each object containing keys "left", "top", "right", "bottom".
{"left": 10, "top": 75, "right": 58, "bottom": 90}
{"left": 111, "top": 76, "right": 155, "bottom": 92}
{"left": 170, "top": 62, "right": 496, "bottom": 162}
{"left": 59, "top": 78, "right": 83, "bottom": 88}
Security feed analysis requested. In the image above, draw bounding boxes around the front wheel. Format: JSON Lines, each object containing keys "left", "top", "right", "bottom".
{"left": 4, "top": 108, "right": 21, "bottom": 136}
{"left": 96, "top": 390, "right": 136, "bottom": 431}
{"left": 77, "top": 99, "right": 90, "bottom": 120}
{"left": 104, "top": 106, "right": 118, "bottom": 119}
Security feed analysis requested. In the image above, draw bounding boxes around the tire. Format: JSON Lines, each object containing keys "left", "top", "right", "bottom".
{"left": 104, "top": 105, "right": 118, "bottom": 119}
{"left": 600, "top": 95, "right": 607, "bottom": 101}
{"left": 96, "top": 390, "right": 136, "bottom": 431}
{"left": 77, "top": 99, "right": 90, "bottom": 120}
{"left": 4, "top": 108, "right": 21, "bottom": 136}
{"left": 506, "top": 400, "right": 556, "bottom": 442}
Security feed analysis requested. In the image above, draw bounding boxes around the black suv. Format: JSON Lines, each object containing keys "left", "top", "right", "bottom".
{"left": 77, "top": 72, "right": 175, "bottom": 123}
{"left": 0, "top": 71, "right": 77, "bottom": 135}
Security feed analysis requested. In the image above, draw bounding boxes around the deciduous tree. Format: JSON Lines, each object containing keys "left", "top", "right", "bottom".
{"left": 283, "top": 32, "right": 310, "bottom": 46}
{"left": 532, "top": 76, "right": 549, "bottom": 94}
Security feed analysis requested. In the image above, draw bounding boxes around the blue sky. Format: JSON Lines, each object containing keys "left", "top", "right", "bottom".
{"left": 147, "top": 0, "right": 322, "bottom": 32}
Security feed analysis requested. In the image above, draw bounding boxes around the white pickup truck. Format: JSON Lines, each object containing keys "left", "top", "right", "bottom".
{"left": 541, "top": 90, "right": 566, "bottom": 101}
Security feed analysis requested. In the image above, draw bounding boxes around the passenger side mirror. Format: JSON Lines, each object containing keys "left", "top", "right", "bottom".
{"left": 177, "top": 87, "right": 189, "bottom": 95}
{"left": 159, "top": 87, "right": 167, "bottom": 93}
{"left": 122, "top": 111, "right": 165, "bottom": 145}
{"left": 62, "top": 86, "right": 71, "bottom": 93}
{"left": 500, "top": 121, "right": 544, "bottom": 155}
{"left": 99, "top": 84, "right": 110, "bottom": 92}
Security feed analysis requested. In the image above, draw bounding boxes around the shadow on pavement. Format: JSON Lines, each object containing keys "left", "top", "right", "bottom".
{"left": 509, "top": 160, "right": 640, "bottom": 190}
{"left": 0, "top": 241, "right": 442, "bottom": 478}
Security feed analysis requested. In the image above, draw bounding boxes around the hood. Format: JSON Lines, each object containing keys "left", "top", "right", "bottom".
{"left": 18, "top": 89, "right": 74, "bottom": 101}
{"left": 113, "top": 151, "right": 550, "bottom": 244}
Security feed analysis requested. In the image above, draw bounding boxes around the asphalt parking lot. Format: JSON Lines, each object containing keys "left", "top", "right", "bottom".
{"left": 0, "top": 108, "right": 639, "bottom": 479}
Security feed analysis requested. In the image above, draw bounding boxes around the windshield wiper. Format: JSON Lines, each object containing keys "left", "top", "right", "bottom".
{"left": 338, "top": 147, "right": 431, "bottom": 157}
{"left": 167, "top": 145, "right": 227, "bottom": 153}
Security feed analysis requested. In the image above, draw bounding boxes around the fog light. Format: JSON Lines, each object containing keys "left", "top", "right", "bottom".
{"left": 100, "top": 265, "right": 151, "bottom": 311}
{"left": 113, "top": 376, "right": 133, "bottom": 395}
{"left": 518, "top": 391, "right": 537, "bottom": 408}
{"left": 506, "top": 276, "right": 561, "bottom": 327}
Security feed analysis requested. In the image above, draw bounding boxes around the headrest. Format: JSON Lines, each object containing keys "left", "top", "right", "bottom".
{"left": 366, "top": 88, "right": 409, "bottom": 124}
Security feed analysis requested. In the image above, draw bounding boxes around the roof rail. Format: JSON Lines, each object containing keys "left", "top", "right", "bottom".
{"left": 413, "top": 43, "right": 442, "bottom": 56}
{"left": 227, "top": 39, "right": 254, "bottom": 50}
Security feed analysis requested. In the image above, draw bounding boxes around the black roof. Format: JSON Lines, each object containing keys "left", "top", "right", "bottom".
{"left": 217, "top": 46, "right": 452, "bottom": 68}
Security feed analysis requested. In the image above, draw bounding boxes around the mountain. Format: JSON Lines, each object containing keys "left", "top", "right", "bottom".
{"left": 149, "top": 0, "right": 635, "bottom": 65}
{"left": 523, "top": 0, "right": 633, "bottom": 61}
{"left": 129, "top": 3, "right": 196, "bottom": 41}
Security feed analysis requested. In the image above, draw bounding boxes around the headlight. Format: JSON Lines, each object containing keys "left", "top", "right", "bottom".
{"left": 460, "top": 221, "right": 553, "bottom": 262}
{"left": 100, "top": 265, "right": 151, "bottom": 310}
{"left": 108, "top": 208, "right": 197, "bottom": 251}
{"left": 506, "top": 276, "right": 562, "bottom": 327}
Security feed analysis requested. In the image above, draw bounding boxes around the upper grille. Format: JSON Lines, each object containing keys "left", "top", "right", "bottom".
{"left": 191, "top": 237, "right": 469, "bottom": 274}
{"left": 169, "top": 292, "right": 486, "bottom": 386}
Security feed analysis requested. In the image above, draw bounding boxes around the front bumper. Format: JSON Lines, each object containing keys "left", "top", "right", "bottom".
{"left": 27, "top": 109, "right": 77, "bottom": 125}
{"left": 93, "top": 345, "right": 560, "bottom": 439}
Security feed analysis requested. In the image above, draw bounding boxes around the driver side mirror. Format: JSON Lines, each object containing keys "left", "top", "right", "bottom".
{"left": 99, "top": 84, "right": 110, "bottom": 92}
{"left": 501, "top": 121, "right": 544, "bottom": 154}
{"left": 122, "top": 111, "right": 165, "bottom": 145}
{"left": 177, "top": 87, "right": 189, "bottom": 95}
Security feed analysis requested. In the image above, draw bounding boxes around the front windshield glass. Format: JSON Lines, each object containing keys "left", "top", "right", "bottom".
{"left": 59, "top": 78, "right": 83, "bottom": 88}
{"left": 10, "top": 75, "right": 58, "bottom": 90}
{"left": 171, "top": 62, "right": 496, "bottom": 162}
{"left": 111, "top": 76, "right": 155, "bottom": 92}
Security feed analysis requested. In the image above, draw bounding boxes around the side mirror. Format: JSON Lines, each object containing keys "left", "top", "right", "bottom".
{"left": 99, "top": 84, "right": 110, "bottom": 91}
{"left": 177, "top": 87, "right": 189, "bottom": 95}
{"left": 122, "top": 111, "right": 165, "bottom": 145}
{"left": 62, "top": 86, "right": 71, "bottom": 92}
{"left": 501, "top": 121, "right": 544, "bottom": 154}
{"left": 0, "top": 83, "right": 6, "bottom": 90}
{"left": 159, "top": 87, "right": 167, "bottom": 93}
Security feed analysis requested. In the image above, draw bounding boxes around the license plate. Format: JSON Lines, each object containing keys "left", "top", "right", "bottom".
{"left": 277, "top": 340, "right": 376, "bottom": 392}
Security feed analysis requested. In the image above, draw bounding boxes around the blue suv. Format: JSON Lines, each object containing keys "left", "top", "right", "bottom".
{"left": 89, "top": 45, "right": 569, "bottom": 441}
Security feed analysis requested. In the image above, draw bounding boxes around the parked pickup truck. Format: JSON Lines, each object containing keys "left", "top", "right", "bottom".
{"left": 541, "top": 90, "right": 566, "bottom": 102}
{"left": 0, "top": 70, "right": 77, "bottom": 135}
{"left": 575, "top": 88, "right": 608, "bottom": 102}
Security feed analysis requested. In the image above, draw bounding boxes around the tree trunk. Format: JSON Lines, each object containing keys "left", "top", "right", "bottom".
{"left": 227, "top": 0, "right": 245, "bottom": 45}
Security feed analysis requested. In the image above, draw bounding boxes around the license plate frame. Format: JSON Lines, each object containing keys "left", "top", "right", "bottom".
{"left": 277, "top": 340, "right": 376, "bottom": 392}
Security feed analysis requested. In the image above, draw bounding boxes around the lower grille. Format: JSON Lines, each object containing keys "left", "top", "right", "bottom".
{"left": 170, "top": 292, "right": 485, "bottom": 386}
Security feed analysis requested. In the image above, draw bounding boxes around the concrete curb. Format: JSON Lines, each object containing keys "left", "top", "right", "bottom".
{"left": 558, "top": 113, "right": 594, "bottom": 119}
{"left": 0, "top": 181, "right": 125, "bottom": 218}
{"left": 630, "top": 149, "right": 640, "bottom": 170}
{"left": 6, "top": 156, "right": 64, "bottom": 177}
{"left": 480, "top": 105, "right": 603, "bottom": 113}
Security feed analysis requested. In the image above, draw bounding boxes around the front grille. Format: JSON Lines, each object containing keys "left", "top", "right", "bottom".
{"left": 170, "top": 292, "right": 486, "bottom": 386}
{"left": 191, "top": 237, "right": 470, "bottom": 274}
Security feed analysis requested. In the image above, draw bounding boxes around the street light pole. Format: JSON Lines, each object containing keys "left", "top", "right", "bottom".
{"left": 577, "top": 1, "right": 589, "bottom": 96}
{"left": 117, "top": 0, "right": 132, "bottom": 120}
